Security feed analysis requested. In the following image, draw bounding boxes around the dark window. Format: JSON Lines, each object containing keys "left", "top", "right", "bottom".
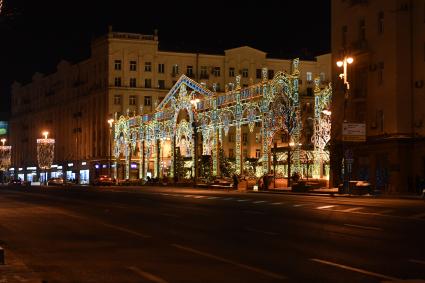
{"left": 130, "top": 61, "right": 137, "bottom": 71}
{"left": 186, "top": 66, "right": 193, "bottom": 77}
{"left": 158, "top": 63, "right": 165, "bottom": 73}
{"left": 268, "top": 69, "right": 274, "bottom": 79}
{"left": 255, "top": 149, "right": 261, "bottom": 158}
{"left": 256, "top": 69, "right": 262, "bottom": 79}
{"left": 213, "top": 67, "right": 221, "bottom": 77}
{"left": 229, "top": 149, "right": 234, "bottom": 158}
{"left": 172, "top": 65, "right": 179, "bottom": 76}
{"left": 306, "top": 87, "right": 313, "bottom": 96}
{"left": 114, "top": 77, "right": 121, "bottom": 87}
{"left": 378, "top": 62, "right": 384, "bottom": 85}
{"left": 130, "top": 78, "right": 137, "bottom": 88}
{"left": 229, "top": 67, "right": 235, "bottom": 77}
{"left": 378, "top": 11, "right": 384, "bottom": 34}
{"left": 200, "top": 66, "right": 208, "bottom": 79}
{"left": 242, "top": 69, "right": 248, "bottom": 78}
{"left": 242, "top": 133, "right": 248, "bottom": 142}
{"left": 145, "top": 79, "right": 152, "bottom": 88}
{"left": 158, "top": 80, "right": 165, "bottom": 89}
{"left": 114, "top": 60, "right": 121, "bottom": 70}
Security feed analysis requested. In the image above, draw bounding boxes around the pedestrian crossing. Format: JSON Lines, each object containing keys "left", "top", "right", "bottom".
{"left": 156, "top": 192, "right": 425, "bottom": 220}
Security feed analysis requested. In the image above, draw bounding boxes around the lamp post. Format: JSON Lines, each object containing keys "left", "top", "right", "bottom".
{"left": 37, "top": 131, "right": 55, "bottom": 185}
{"left": 336, "top": 56, "right": 354, "bottom": 192}
{"left": 107, "top": 119, "right": 114, "bottom": 178}
{"left": 0, "top": 138, "right": 11, "bottom": 184}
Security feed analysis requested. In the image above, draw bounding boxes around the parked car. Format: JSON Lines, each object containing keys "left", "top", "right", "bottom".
{"left": 8, "top": 179, "right": 30, "bottom": 187}
{"left": 47, "top": 177, "right": 65, "bottom": 186}
{"left": 93, "top": 175, "right": 114, "bottom": 186}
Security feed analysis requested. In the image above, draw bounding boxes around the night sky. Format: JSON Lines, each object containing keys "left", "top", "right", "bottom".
{"left": 0, "top": 0, "right": 330, "bottom": 115}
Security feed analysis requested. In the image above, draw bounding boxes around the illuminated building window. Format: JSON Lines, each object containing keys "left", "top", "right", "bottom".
{"left": 306, "top": 72, "right": 312, "bottom": 82}
{"left": 144, "top": 96, "right": 152, "bottom": 106}
{"left": 229, "top": 67, "right": 235, "bottom": 77}
{"left": 158, "top": 63, "right": 165, "bottom": 73}
{"left": 129, "top": 95, "right": 136, "bottom": 105}
{"left": 213, "top": 67, "right": 221, "bottom": 77}
{"left": 130, "top": 78, "right": 137, "bottom": 88}
{"left": 320, "top": 72, "right": 326, "bottom": 82}
{"left": 114, "top": 77, "right": 121, "bottom": 87}
{"left": 113, "top": 95, "right": 121, "bottom": 105}
{"left": 145, "top": 79, "right": 152, "bottom": 88}
{"left": 145, "top": 62, "right": 152, "bottom": 72}
{"left": 114, "top": 60, "right": 121, "bottom": 70}
{"left": 242, "top": 68, "right": 248, "bottom": 78}
{"left": 130, "top": 61, "right": 137, "bottom": 71}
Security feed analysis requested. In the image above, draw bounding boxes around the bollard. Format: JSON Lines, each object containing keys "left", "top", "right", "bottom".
{"left": 0, "top": 246, "right": 4, "bottom": 265}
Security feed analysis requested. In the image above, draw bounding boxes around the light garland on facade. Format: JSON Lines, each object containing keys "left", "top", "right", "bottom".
{"left": 0, "top": 145, "right": 11, "bottom": 171}
{"left": 37, "top": 138, "right": 55, "bottom": 170}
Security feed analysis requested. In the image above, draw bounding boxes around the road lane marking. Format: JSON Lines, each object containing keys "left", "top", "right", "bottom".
{"left": 317, "top": 205, "right": 335, "bottom": 210}
{"left": 193, "top": 195, "right": 205, "bottom": 199}
{"left": 172, "top": 244, "right": 286, "bottom": 280}
{"left": 310, "top": 258, "right": 399, "bottom": 281}
{"left": 128, "top": 266, "right": 169, "bottom": 283}
{"left": 237, "top": 199, "right": 250, "bottom": 202}
{"left": 183, "top": 195, "right": 193, "bottom": 198}
{"left": 245, "top": 227, "right": 279, "bottom": 236}
{"left": 343, "top": 224, "right": 382, "bottom": 231}
{"left": 341, "top": 207, "right": 363, "bottom": 212}
{"left": 270, "top": 202, "right": 283, "bottom": 205}
{"left": 409, "top": 259, "right": 425, "bottom": 266}
{"left": 293, "top": 204, "right": 307, "bottom": 207}
{"left": 253, "top": 200, "right": 267, "bottom": 204}
{"left": 207, "top": 196, "right": 219, "bottom": 199}
{"left": 223, "top": 198, "right": 235, "bottom": 200}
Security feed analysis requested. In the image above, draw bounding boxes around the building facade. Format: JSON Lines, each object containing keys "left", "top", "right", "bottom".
{"left": 331, "top": 0, "right": 425, "bottom": 193}
{"left": 9, "top": 29, "right": 331, "bottom": 183}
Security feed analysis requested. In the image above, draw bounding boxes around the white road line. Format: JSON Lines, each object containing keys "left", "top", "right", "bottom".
{"left": 183, "top": 195, "right": 193, "bottom": 198}
{"left": 253, "top": 200, "right": 267, "bottom": 204}
{"left": 409, "top": 259, "right": 425, "bottom": 266}
{"left": 293, "top": 204, "right": 307, "bottom": 207}
{"left": 270, "top": 202, "right": 283, "bottom": 205}
{"left": 128, "top": 266, "right": 169, "bottom": 283}
{"left": 317, "top": 205, "right": 335, "bottom": 210}
{"left": 245, "top": 227, "right": 279, "bottom": 236}
{"left": 310, "top": 258, "right": 399, "bottom": 281}
{"left": 193, "top": 195, "right": 205, "bottom": 199}
{"left": 343, "top": 224, "right": 382, "bottom": 231}
{"left": 207, "top": 196, "right": 219, "bottom": 199}
{"left": 223, "top": 198, "right": 235, "bottom": 200}
{"left": 237, "top": 199, "right": 250, "bottom": 202}
{"left": 172, "top": 244, "right": 286, "bottom": 280}
{"left": 410, "top": 212, "right": 425, "bottom": 219}
{"left": 341, "top": 207, "right": 363, "bottom": 212}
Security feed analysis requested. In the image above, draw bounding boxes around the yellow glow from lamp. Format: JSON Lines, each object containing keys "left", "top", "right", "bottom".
{"left": 346, "top": 57, "right": 354, "bottom": 64}
{"left": 336, "top": 61, "right": 343, "bottom": 67}
{"left": 1, "top": 138, "right": 5, "bottom": 146}
{"left": 107, "top": 118, "right": 114, "bottom": 128}
{"left": 42, "top": 131, "right": 49, "bottom": 139}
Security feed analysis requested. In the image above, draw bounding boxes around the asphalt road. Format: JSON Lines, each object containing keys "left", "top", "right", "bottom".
{"left": 0, "top": 185, "right": 424, "bottom": 283}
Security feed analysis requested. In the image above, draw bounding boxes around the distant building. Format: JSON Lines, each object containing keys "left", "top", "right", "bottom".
{"left": 9, "top": 29, "right": 330, "bottom": 183}
{"left": 331, "top": 0, "right": 425, "bottom": 193}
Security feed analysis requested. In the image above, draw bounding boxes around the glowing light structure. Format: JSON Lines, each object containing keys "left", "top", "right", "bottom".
{"left": 112, "top": 59, "right": 332, "bottom": 181}
{"left": 37, "top": 132, "right": 55, "bottom": 170}
{"left": 0, "top": 139, "right": 11, "bottom": 171}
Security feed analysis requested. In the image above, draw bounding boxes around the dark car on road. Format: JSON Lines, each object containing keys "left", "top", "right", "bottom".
{"left": 93, "top": 175, "right": 114, "bottom": 186}
{"left": 8, "top": 179, "right": 30, "bottom": 187}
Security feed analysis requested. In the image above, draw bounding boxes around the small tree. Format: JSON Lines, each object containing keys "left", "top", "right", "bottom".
{"left": 175, "top": 147, "right": 186, "bottom": 180}
{"left": 219, "top": 146, "right": 234, "bottom": 177}
{"left": 199, "top": 155, "right": 212, "bottom": 181}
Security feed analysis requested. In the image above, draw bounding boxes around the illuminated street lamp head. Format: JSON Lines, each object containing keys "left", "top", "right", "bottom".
{"left": 346, "top": 57, "right": 354, "bottom": 64}
{"left": 1, "top": 138, "right": 5, "bottom": 146}
{"left": 336, "top": 61, "right": 343, "bottom": 67}
{"left": 322, "top": 110, "right": 332, "bottom": 116}
{"left": 42, "top": 131, "right": 49, "bottom": 139}
{"left": 107, "top": 118, "right": 114, "bottom": 128}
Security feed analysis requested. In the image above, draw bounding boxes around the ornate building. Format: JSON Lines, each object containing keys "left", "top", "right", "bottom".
{"left": 112, "top": 61, "right": 332, "bottom": 184}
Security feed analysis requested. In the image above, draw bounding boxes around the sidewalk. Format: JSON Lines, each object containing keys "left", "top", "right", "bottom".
{"left": 0, "top": 247, "right": 42, "bottom": 283}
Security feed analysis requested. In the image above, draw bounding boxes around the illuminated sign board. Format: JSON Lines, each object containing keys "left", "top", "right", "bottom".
{"left": 0, "top": 121, "right": 8, "bottom": 136}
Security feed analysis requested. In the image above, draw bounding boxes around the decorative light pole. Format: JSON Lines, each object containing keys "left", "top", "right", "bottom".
{"left": 190, "top": 97, "right": 200, "bottom": 186}
{"left": 336, "top": 56, "right": 354, "bottom": 192}
{"left": 37, "top": 131, "right": 55, "bottom": 185}
{"left": 107, "top": 118, "right": 114, "bottom": 178}
{"left": 0, "top": 138, "right": 11, "bottom": 184}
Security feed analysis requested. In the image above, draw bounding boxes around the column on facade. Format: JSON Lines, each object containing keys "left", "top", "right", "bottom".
{"left": 170, "top": 135, "right": 175, "bottom": 178}
{"left": 235, "top": 122, "right": 242, "bottom": 175}
{"left": 154, "top": 139, "right": 160, "bottom": 178}
{"left": 144, "top": 140, "right": 150, "bottom": 179}
{"left": 124, "top": 142, "right": 130, "bottom": 180}
{"left": 261, "top": 117, "right": 270, "bottom": 175}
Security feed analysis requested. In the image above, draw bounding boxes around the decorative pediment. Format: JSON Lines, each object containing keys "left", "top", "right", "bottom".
{"left": 156, "top": 75, "right": 213, "bottom": 111}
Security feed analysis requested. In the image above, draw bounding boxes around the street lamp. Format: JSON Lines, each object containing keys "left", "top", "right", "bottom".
{"left": 336, "top": 56, "right": 354, "bottom": 193}
{"left": 37, "top": 131, "right": 55, "bottom": 185}
{"left": 107, "top": 118, "right": 114, "bottom": 179}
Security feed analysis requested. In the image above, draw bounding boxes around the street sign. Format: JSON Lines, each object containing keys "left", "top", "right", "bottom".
{"left": 343, "top": 123, "right": 366, "bottom": 142}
